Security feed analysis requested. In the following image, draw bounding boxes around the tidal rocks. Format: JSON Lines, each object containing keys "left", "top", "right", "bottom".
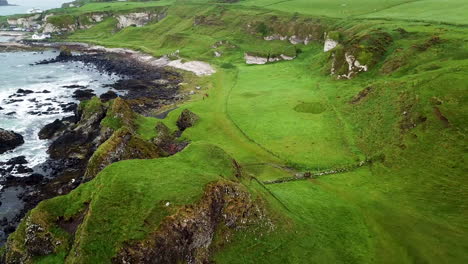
{"left": 38, "top": 119, "right": 67, "bottom": 139}
{"left": 0, "top": 129, "right": 24, "bottom": 154}
{"left": 176, "top": 109, "right": 199, "bottom": 131}
{"left": 37, "top": 52, "right": 181, "bottom": 115}
{"left": 73, "top": 89, "right": 96, "bottom": 101}
{"left": 62, "top": 84, "right": 87, "bottom": 89}
{"left": 2, "top": 173, "right": 44, "bottom": 187}
{"left": 16, "top": 89, "right": 34, "bottom": 95}
{"left": 6, "top": 156, "right": 28, "bottom": 165}
{"left": 100, "top": 90, "right": 118, "bottom": 102}
{"left": 60, "top": 102, "right": 78, "bottom": 113}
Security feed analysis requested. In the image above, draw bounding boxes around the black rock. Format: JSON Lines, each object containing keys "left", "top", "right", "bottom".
{"left": 60, "top": 102, "right": 77, "bottom": 113}
{"left": 24, "top": 173, "right": 44, "bottom": 185}
{"left": 62, "top": 85, "right": 87, "bottom": 89}
{"left": 5, "top": 99, "right": 23, "bottom": 104}
{"left": 41, "top": 90, "right": 51, "bottom": 93}
{"left": 6, "top": 156, "right": 28, "bottom": 165}
{"left": 16, "top": 165, "right": 33, "bottom": 174}
{"left": 16, "top": 89, "right": 34, "bottom": 94}
{"left": 73, "top": 89, "right": 96, "bottom": 101}
{"left": 0, "top": 128, "right": 24, "bottom": 154}
{"left": 176, "top": 109, "right": 200, "bottom": 131}
{"left": 100, "top": 90, "right": 118, "bottom": 102}
{"left": 39, "top": 119, "right": 66, "bottom": 140}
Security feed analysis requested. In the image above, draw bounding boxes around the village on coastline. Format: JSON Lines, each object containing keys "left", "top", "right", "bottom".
{"left": 0, "top": 0, "right": 53, "bottom": 40}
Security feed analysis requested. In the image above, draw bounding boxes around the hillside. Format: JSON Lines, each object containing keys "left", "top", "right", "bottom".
{"left": 1, "top": 0, "right": 467, "bottom": 263}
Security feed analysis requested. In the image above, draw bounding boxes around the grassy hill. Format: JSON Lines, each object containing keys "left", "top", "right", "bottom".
{"left": 2, "top": 0, "right": 467, "bottom": 263}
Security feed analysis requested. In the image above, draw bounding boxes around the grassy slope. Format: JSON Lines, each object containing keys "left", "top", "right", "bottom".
{"left": 359, "top": 0, "right": 468, "bottom": 25}
{"left": 6, "top": 0, "right": 468, "bottom": 263}
{"left": 240, "top": 0, "right": 468, "bottom": 24}
{"left": 20, "top": 143, "right": 238, "bottom": 263}
{"left": 48, "top": 0, "right": 176, "bottom": 15}
{"left": 240, "top": 0, "right": 417, "bottom": 17}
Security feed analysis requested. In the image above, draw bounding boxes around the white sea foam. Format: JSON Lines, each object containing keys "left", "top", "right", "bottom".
{"left": 0, "top": 51, "right": 120, "bottom": 176}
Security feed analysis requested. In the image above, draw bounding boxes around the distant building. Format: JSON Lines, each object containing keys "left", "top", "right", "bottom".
{"left": 32, "top": 33, "right": 51, "bottom": 40}
{"left": 27, "top": 8, "right": 43, "bottom": 14}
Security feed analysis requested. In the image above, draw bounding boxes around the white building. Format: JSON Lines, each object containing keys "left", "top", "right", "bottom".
{"left": 32, "top": 33, "right": 51, "bottom": 40}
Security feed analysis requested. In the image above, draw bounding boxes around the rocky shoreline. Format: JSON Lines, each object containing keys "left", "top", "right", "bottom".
{"left": 0, "top": 40, "right": 216, "bottom": 76}
{"left": 0, "top": 47, "right": 188, "bottom": 244}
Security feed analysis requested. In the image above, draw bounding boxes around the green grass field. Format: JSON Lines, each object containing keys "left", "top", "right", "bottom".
{"left": 49, "top": 0, "right": 175, "bottom": 15}
{"left": 3, "top": 0, "right": 468, "bottom": 263}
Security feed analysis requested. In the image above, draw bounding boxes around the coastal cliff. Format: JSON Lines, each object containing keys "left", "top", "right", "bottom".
{"left": 0, "top": 0, "right": 9, "bottom": 6}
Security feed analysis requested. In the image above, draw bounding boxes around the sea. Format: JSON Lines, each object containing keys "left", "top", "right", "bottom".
{"left": 0, "top": 0, "right": 70, "bottom": 16}
{"left": 0, "top": 50, "right": 120, "bottom": 176}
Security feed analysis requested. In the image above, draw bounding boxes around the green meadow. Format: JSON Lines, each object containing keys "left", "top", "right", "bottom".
{"left": 2, "top": 0, "right": 467, "bottom": 263}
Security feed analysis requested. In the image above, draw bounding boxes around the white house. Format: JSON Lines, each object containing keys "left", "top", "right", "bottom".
{"left": 32, "top": 33, "right": 51, "bottom": 40}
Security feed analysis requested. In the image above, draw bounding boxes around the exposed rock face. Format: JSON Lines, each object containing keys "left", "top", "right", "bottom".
{"left": 254, "top": 18, "right": 324, "bottom": 45}
{"left": 332, "top": 52, "right": 369, "bottom": 79}
{"left": 24, "top": 221, "right": 55, "bottom": 256}
{"left": 7, "top": 15, "right": 41, "bottom": 29}
{"left": 114, "top": 181, "right": 266, "bottom": 264}
{"left": 324, "top": 32, "right": 339, "bottom": 52}
{"left": 3, "top": 216, "right": 59, "bottom": 263}
{"left": 0, "top": 129, "right": 24, "bottom": 154}
{"left": 0, "top": 0, "right": 8, "bottom": 6}
{"left": 41, "top": 9, "right": 167, "bottom": 34}
{"left": 176, "top": 109, "right": 200, "bottom": 131}
{"left": 329, "top": 31, "right": 393, "bottom": 79}
{"left": 263, "top": 34, "right": 315, "bottom": 45}
{"left": 48, "top": 101, "right": 107, "bottom": 160}
{"left": 244, "top": 53, "right": 295, "bottom": 65}
{"left": 152, "top": 122, "right": 187, "bottom": 155}
{"left": 83, "top": 127, "right": 162, "bottom": 180}
{"left": 117, "top": 12, "right": 167, "bottom": 29}
{"left": 38, "top": 119, "right": 67, "bottom": 139}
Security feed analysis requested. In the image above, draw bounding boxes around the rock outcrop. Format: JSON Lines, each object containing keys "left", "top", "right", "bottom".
{"left": 83, "top": 127, "right": 162, "bottom": 180}
{"left": 0, "top": 129, "right": 24, "bottom": 154}
{"left": 117, "top": 12, "right": 167, "bottom": 29}
{"left": 323, "top": 32, "right": 340, "bottom": 52}
{"left": 329, "top": 31, "right": 393, "bottom": 79}
{"left": 0, "top": 0, "right": 9, "bottom": 6}
{"left": 244, "top": 53, "right": 295, "bottom": 65}
{"left": 38, "top": 119, "right": 67, "bottom": 139}
{"left": 41, "top": 9, "right": 167, "bottom": 34}
{"left": 176, "top": 109, "right": 200, "bottom": 131}
{"left": 252, "top": 18, "right": 324, "bottom": 46}
{"left": 114, "top": 181, "right": 266, "bottom": 264}
{"left": 152, "top": 122, "right": 188, "bottom": 155}
{"left": 7, "top": 15, "right": 40, "bottom": 29}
